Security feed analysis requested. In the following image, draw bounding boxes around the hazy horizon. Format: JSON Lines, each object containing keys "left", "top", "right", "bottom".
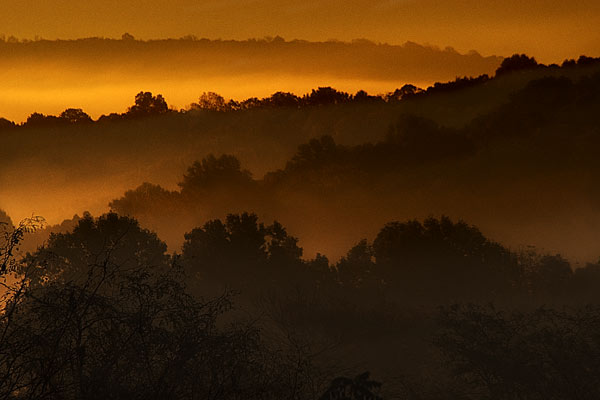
{"left": 0, "top": 37, "right": 503, "bottom": 122}
{"left": 1, "top": 0, "right": 598, "bottom": 62}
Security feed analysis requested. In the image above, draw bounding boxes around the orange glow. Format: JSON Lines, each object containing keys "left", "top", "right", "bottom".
{"left": 0, "top": 74, "right": 433, "bottom": 123}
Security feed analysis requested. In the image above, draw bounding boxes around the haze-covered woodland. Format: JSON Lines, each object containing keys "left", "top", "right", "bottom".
{"left": 2, "top": 53, "right": 600, "bottom": 399}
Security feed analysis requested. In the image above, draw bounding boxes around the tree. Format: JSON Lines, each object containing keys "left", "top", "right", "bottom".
{"left": 288, "top": 136, "right": 340, "bottom": 169}
{"left": 2, "top": 214, "right": 321, "bottom": 400}
{"left": 109, "top": 182, "right": 180, "bottom": 217}
{"left": 24, "top": 112, "right": 60, "bottom": 128}
{"left": 21, "top": 212, "right": 169, "bottom": 287}
{"left": 495, "top": 54, "right": 540, "bottom": 76}
{"left": 191, "top": 92, "right": 228, "bottom": 111}
{"left": 304, "top": 87, "right": 351, "bottom": 106}
{"left": 436, "top": 305, "right": 600, "bottom": 400}
{"left": 181, "top": 213, "right": 305, "bottom": 294}
{"left": 319, "top": 372, "right": 382, "bottom": 400}
{"left": 0, "top": 118, "right": 15, "bottom": 131}
{"left": 371, "top": 217, "right": 520, "bottom": 302}
{"left": 265, "top": 91, "right": 300, "bottom": 108}
{"left": 178, "top": 154, "right": 253, "bottom": 196}
{"left": 126, "top": 91, "right": 169, "bottom": 117}
{"left": 1, "top": 215, "right": 44, "bottom": 275}
{"left": 336, "top": 239, "right": 375, "bottom": 288}
{"left": 59, "top": 108, "right": 93, "bottom": 124}
{"left": 385, "top": 84, "right": 422, "bottom": 102}
{"left": 3, "top": 247, "right": 294, "bottom": 399}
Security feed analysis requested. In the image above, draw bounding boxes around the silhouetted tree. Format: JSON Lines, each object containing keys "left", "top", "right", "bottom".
{"left": 0, "top": 118, "right": 15, "bottom": 131}
{"left": 385, "top": 115, "right": 475, "bottom": 163}
{"left": 320, "top": 372, "right": 382, "bottom": 400}
{"left": 336, "top": 239, "right": 375, "bottom": 288}
{"left": 495, "top": 54, "right": 540, "bottom": 76}
{"left": 181, "top": 213, "right": 305, "bottom": 294}
{"left": 1, "top": 215, "right": 44, "bottom": 275}
{"left": 191, "top": 92, "right": 228, "bottom": 111}
{"left": 59, "top": 108, "right": 93, "bottom": 124}
{"left": 426, "top": 75, "right": 490, "bottom": 94}
{"left": 385, "top": 84, "right": 422, "bottom": 101}
{"left": 127, "top": 91, "right": 169, "bottom": 117}
{"left": 304, "top": 87, "right": 351, "bottom": 106}
{"left": 21, "top": 212, "right": 169, "bottom": 287}
{"left": 24, "top": 112, "right": 60, "bottom": 128}
{"left": 353, "top": 90, "right": 382, "bottom": 103}
{"left": 109, "top": 182, "right": 180, "bottom": 216}
{"left": 265, "top": 91, "right": 301, "bottom": 108}
{"left": 2, "top": 213, "right": 325, "bottom": 400}
{"left": 178, "top": 154, "right": 254, "bottom": 196}
{"left": 436, "top": 304, "right": 600, "bottom": 400}
{"left": 371, "top": 216, "right": 520, "bottom": 302}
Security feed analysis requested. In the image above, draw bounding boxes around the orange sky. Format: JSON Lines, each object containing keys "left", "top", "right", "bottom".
{"left": 1, "top": 0, "right": 598, "bottom": 63}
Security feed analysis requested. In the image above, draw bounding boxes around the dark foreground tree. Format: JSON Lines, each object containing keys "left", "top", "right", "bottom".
{"left": 319, "top": 372, "right": 382, "bottom": 400}
{"left": 21, "top": 212, "right": 169, "bottom": 287}
{"left": 436, "top": 304, "right": 600, "bottom": 400}
{"left": 1, "top": 213, "right": 323, "bottom": 400}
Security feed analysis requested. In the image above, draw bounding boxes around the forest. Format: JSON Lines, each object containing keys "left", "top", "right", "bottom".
{"left": 2, "top": 54, "right": 600, "bottom": 399}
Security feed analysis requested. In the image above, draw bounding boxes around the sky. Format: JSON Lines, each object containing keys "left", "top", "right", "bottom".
{"left": 0, "top": 0, "right": 598, "bottom": 63}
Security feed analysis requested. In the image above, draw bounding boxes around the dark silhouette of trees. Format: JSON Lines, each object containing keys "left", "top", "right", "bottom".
{"left": 264, "top": 91, "right": 301, "bottom": 108}
{"left": 1, "top": 213, "right": 327, "bottom": 400}
{"left": 126, "top": 91, "right": 169, "bottom": 117}
{"left": 289, "top": 135, "right": 340, "bottom": 168}
{"left": 191, "top": 92, "right": 228, "bottom": 111}
{"left": 109, "top": 182, "right": 180, "bottom": 217}
{"left": 6, "top": 52, "right": 600, "bottom": 399}
{"left": 24, "top": 112, "right": 61, "bottom": 128}
{"left": 320, "top": 372, "right": 382, "bottom": 400}
{"left": 3, "top": 257, "right": 286, "bottom": 400}
{"left": 495, "top": 53, "right": 540, "bottom": 76}
{"left": 5, "top": 208, "right": 600, "bottom": 399}
{"left": 425, "top": 74, "right": 490, "bottom": 94}
{"left": 59, "top": 108, "right": 93, "bottom": 124}
{"left": 2, "top": 55, "right": 598, "bottom": 128}
{"left": 562, "top": 56, "right": 600, "bottom": 68}
{"left": 367, "top": 217, "right": 520, "bottom": 302}
{"left": 1, "top": 215, "right": 44, "bottom": 275}
{"left": 336, "top": 239, "right": 375, "bottom": 288}
{"left": 385, "top": 84, "right": 423, "bottom": 102}
{"left": 385, "top": 115, "right": 475, "bottom": 163}
{"left": 0, "top": 118, "right": 15, "bottom": 131}
{"left": 353, "top": 90, "right": 383, "bottom": 103}
{"left": 22, "top": 109, "right": 93, "bottom": 127}
{"left": 181, "top": 212, "right": 305, "bottom": 294}
{"left": 121, "top": 32, "right": 135, "bottom": 41}
{"left": 436, "top": 305, "right": 600, "bottom": 400}
{"left": 304, "top": 87, "right": 351, "bottom": 106}
{"left": 22, "top": 212, "right": 169, "bottom": 286}
{"left": 178, "top": 154, "right": 254, "bottom": 196}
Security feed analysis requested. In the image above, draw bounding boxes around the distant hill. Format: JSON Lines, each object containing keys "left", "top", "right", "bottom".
{"left": 2, "top": 57, "right": 600, "bottom": 261}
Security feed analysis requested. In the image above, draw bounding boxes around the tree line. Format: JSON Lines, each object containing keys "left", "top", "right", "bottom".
{"left": 1, "top": 54, "right": 597, "bottom": 130}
